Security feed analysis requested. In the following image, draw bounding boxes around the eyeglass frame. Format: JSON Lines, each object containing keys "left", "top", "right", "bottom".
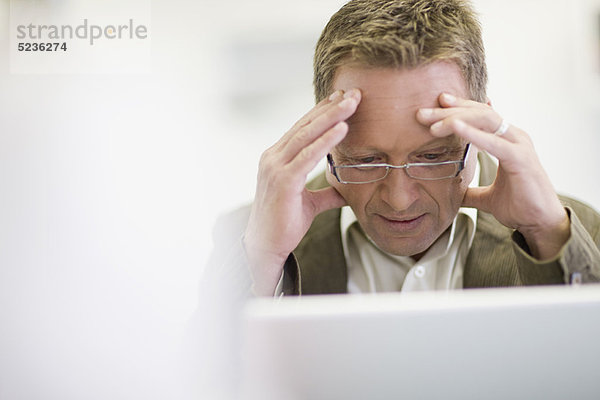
{"left": 327, "top": 143, "right": 472, "bottom": 184}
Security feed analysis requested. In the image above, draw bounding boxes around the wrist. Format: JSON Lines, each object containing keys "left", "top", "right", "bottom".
{"left": 519, "top": 208, "right": 570, "bottom": 261}
{"left": 242, "top": 234, "right": 288, "bottom": 296}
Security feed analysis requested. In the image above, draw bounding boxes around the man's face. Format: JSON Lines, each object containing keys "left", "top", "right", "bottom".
{"left": 327, "top": 62, "right": 477, "bottom": 259}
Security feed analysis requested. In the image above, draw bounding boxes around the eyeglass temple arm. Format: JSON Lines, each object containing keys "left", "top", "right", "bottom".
{"left": 326, "top": 154, "right": 339, "bottom": 180}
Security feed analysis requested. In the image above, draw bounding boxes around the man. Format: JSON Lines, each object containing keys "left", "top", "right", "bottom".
{"left": 209, "top": 0, "right": 600, "bottom": 300}
{"left": 191, "top": 1, "right": 600, "bottom": 397}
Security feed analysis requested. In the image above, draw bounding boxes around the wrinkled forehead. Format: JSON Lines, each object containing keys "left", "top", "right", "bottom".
{"left": 332, "top": 63, "right": 469, "bottom": 154}
{"left": 332, "top": 61, "right": 469, "bottom": 103}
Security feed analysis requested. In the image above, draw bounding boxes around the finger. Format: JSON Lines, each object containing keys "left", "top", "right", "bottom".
{"left": 461, "top": 186, "right": 492, "bottom": 212}
{"left": 417, "top": 106, "right": 492, "bottom": 127}
{"left": 277, "top": 89, "right": 356, "bottom": 151}
{"left": 291, "top": 90, "right": 343, "bottom": 131}
{"left": 271, "top": 92, "right": 341, "bottom": 153}
{"left": 287, "top": 120, "right": 349, "bottom": 177}
{"left": 428, "top": 109, "right": 514, "bottom": 141}
{"left": 445, "top": 119, "right": 514, "bottom": 160}
{"left": 308, "top": 186, "right": 347, "bottom": 215}
{"left": 416, "top": 106, "right": 464, "bottom": 126}
{"left": 417, "top": 92, "right": 503, "bottom": 136}
{"left": 280, "top": 92, "right": 360, "bottom": 163}
{"left": 438, "top": 92, "right": 489, "bottom": 109}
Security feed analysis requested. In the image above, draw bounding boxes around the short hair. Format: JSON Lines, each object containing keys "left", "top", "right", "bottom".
{"left": 313, "top": 0, "right": 487, "bottom": 103}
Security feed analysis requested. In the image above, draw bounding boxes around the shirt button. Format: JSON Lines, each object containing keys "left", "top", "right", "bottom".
{"left": 414, "top": 266, "right": 426, "bottom": 278}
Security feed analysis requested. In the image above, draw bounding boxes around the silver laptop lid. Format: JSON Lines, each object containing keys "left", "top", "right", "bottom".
{"left": 241, "top": 285, "right": 600, "bottom": 400}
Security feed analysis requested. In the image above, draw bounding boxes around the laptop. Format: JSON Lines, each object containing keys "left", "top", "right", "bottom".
{"left": 240, "top": 285, "right": 600, "bottom": 400}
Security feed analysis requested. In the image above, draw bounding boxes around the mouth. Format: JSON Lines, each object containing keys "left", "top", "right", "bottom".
{"left": 376, "top": 214, "right": 426, "bottom": 233}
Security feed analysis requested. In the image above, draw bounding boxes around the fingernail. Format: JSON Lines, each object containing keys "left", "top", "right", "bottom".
{"left": 431, "top": 120, "right": 443, "bottom": 132}
{"left": 442, "top": 93, "right": 456, "bottom": 103}
{"left": 329, "top": 90, "right": 342, "bottom": 101}
{"left": 419, "top": 108, "right": 433, "bottom": 118}
{"left": 343, "top": 88, "right": 358, "bottom": 99}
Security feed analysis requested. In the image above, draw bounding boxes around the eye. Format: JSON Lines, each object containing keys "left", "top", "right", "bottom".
{"left": 337, "top": 152, "right": 384, "bottom": 165}
{"left": 413, "top": 147, "right": 462, "bottom": 163}
{"left": 359, "top": 156, "right": 376, "bottom": 164}
{"left": 418, "top": 152, "right": 445, "bottom": 162}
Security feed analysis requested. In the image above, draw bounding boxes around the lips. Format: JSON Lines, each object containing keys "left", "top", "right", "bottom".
{"left": 383, "top": 215, "right": 422, "bottom": 223}
{"left": 376, "top": 213, "right": 426, "bottom": 233}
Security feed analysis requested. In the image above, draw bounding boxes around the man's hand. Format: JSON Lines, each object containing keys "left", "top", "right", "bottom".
{"left": 244, "top": 89, "right": 361, "bottom": 296}
{"left": 417, "top": 93, "right": 570, "bottom": 261}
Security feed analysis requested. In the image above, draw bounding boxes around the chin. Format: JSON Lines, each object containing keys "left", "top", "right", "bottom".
{"left": 370, "top": 233, "right": 438, "bottom": 257}
{"left": 361, "top": 215, "right": 438, "bottom": 256}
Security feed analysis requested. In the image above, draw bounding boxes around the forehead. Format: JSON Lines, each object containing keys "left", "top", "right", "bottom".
{"left": 332, "top": 62, "right": 469, "bottom": 154}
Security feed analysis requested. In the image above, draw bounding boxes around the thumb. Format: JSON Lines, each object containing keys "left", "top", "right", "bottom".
{"left": 462, "top": 186, "right": 491, "bottom": 212}
{"left": 310, "top": 186, "right": 347, "bottom": 215}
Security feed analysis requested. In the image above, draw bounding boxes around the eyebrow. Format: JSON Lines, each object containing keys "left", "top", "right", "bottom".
{"left": 335, "top": 137, "right": 465, "bottom": 156}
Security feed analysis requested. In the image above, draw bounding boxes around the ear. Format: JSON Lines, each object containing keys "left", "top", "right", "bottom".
{"left": 486, "top": 96, "right": 493, "bottom": 107}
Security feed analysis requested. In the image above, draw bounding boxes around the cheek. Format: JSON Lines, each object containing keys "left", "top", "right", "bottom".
{"left": 328, "top": 177, "right": 374, "bottom": 213}
{"left": 337, "top": 185, "right": 366, "bottom": 207}
{"left": 443, "top": 178, "right": 468, "bottom": 212}
{"left": 425, "top": 179, "right": 465, "bottom": 221}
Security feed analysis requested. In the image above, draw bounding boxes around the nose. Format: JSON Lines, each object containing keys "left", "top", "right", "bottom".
{"left": 378, "top": 167, "right": 420, "bottom": 211}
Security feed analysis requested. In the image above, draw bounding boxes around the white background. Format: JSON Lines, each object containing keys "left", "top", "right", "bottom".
{"left": 0, "top": 0, "right": 599, "bottom": 398}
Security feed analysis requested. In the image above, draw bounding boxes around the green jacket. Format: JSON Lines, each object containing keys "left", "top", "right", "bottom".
{"left": 281, "top": 152, "right": 600, "bottom": 295}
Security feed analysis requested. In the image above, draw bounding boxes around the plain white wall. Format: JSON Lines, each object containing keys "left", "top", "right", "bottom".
{"left": 0, "top": 0, "right": 598, "bottom": 398}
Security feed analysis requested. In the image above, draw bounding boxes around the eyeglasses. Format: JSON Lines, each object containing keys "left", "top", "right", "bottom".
{"left": 328, "top": 143, "right": 471, "bottom": 184}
